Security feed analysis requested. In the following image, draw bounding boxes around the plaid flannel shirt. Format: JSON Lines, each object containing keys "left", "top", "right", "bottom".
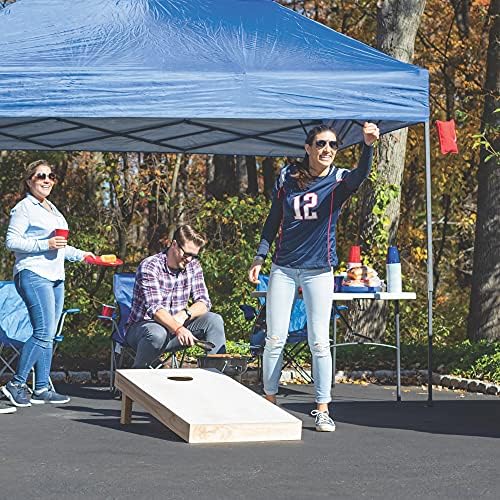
{"left": 126, "top": 251, "right": 211, "bottom": 330}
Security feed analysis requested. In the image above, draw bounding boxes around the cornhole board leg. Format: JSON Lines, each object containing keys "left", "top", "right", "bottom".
{"left": 115, "top": 368, "right": 302, "bottom": 443}
{"left": 120, "top": 394, "right": 133, "bottom": 424}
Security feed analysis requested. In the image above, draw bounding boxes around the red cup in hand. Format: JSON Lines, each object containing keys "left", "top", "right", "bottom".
{"left": 55, "top": 228, "right": 69, "bottom": 239}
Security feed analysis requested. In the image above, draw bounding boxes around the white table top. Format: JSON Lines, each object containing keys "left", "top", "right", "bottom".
{"left": 251, "top": 290, "right": 416, "bottom": 300}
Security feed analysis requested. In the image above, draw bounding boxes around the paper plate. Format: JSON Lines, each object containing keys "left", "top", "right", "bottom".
{"left": 84, "top": 255, "right": 123, "bottom": 267}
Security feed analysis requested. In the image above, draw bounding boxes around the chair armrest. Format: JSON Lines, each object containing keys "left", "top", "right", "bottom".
{"left": 63, "top": 308, "right": 80, "bottom": 315}
{"left": 239, "top": 304, "right": 257, "bottom": 321}
{"left": 98, "top": 315, "right": 114, "bottom": 321}
{"left": 55, "top": 308, "right": 80, "bottom": 339}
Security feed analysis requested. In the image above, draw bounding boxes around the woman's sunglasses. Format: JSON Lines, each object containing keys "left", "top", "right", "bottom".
{"left": 315, "top": 140, "right": 338, "bottom": 150}
{"left": 32, "top": 172, "right": 57, "bottom": 181}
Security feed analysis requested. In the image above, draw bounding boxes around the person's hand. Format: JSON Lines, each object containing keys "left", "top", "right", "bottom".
{"left": 174, "top": 326, "right": 197, "bottom": 347}
{"left": 248, "top": 262, "right": 262, "bottom": 284}
{"left": 48, "top": 236, "right": 67, "bottom": 250}
{"left": 172, "top": 310, "right": 188, "bottom": 325}
{"left": 363, "top": 122, "right": 380, "bottom": 146}
{"left": 82, "top": 252, "right": 96, "bottom": 263}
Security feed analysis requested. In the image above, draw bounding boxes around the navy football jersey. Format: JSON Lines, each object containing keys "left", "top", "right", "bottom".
{"left": 256, "top": 144, "right": 373, "bottom": 269}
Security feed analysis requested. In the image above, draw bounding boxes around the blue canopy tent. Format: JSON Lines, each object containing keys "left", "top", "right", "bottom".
{"left": 0, "top": 0, "right": 435, "bottom": 399}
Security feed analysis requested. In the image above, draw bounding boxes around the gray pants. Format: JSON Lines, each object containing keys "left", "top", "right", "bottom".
{"left": 125, "top": 312, "right": 226, "bottom": 368}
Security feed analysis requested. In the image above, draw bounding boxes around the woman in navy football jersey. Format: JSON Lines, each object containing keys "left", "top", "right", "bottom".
{"left": 248, "top": 122, "right": 379, "bottom": 432}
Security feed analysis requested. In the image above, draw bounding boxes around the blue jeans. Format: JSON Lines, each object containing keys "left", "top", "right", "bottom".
{"left": 126, "top": 312, "right": 226, "bottom": 368}
{"left": 13, "top": 270, "right": 64, "bottom": 390}
{"left": 263, "top": 264, "right": 334, "bottom": 404}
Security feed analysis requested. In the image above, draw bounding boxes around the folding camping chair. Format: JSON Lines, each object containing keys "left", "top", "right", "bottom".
{"left": 100, "top": 272, "right": 186, "bottom": 393}
{"left": 0, "top": 280, "right": 79, "bottom": 390}
{"left": 241, "top": 275, "right": 348, "bottom": 384}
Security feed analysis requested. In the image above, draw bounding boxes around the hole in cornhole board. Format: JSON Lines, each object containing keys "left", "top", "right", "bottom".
{"left": 167, "top": 376, "right": 194, "bottom": 382}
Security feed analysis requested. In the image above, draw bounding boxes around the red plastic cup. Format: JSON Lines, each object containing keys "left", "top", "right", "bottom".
{"left": 100, "top": 304, "right": 115, "bottom": 318}
{"left": 55, "top": 228, "right": 69, "bottom": 239}
{"left": 347, "top": 245, "right": 361, "bottom": 263}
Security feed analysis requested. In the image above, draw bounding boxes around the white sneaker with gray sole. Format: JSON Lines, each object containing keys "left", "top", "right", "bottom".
{"left": 311, "top": 410, "right": 336, "bottom": 432}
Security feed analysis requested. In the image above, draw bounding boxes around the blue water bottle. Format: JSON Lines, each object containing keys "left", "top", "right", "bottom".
{"left": 386, "top": 246, "right": 402, "bottom": 293}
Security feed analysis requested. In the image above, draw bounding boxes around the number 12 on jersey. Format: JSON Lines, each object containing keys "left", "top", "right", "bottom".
{"left": 293, "top": 193, "right": 318, "bottom": 220}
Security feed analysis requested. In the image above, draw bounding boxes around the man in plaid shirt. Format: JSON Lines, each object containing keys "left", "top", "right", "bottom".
{"left": 125, "top": 225, "right": 226, "bottom": 368}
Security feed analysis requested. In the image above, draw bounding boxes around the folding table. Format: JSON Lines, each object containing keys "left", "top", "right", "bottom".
{"left": 332, "top": 291, "right": 416, "bottom": 401}
{"left": 251, "top": 290, "right": 416, "bottom": 401}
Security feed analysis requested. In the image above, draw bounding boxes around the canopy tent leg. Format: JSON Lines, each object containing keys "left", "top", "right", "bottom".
{"left": 424, "top": 120, "right": 434, "bottom": 403}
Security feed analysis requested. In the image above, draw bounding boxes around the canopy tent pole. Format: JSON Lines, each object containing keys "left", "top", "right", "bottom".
{"left": 424, "top": 120, "right": 434, "bottom": 403}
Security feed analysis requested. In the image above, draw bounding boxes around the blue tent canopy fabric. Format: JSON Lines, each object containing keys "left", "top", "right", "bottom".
{"left": 0, "top": 0, "right": 429, "bottom": 155}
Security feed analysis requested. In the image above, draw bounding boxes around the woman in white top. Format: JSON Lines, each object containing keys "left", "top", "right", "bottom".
{"left": 2, "top": 160, "right": 93, "bottom": 408}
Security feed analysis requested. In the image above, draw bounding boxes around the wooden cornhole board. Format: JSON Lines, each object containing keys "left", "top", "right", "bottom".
{"left": 115, "top": 368, "right": 302, "bottom": 443}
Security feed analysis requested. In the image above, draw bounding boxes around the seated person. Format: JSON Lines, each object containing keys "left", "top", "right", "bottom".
{"left": 125, "top": 224, "right": 226, "bottom": 368}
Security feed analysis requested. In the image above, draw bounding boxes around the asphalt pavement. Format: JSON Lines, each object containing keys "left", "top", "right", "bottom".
{"left": 1, "top": 382, "right": 499, "bottom": 500}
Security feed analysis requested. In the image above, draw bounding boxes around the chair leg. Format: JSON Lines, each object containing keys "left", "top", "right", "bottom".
{"left": 178, "top": 350, "right": 186, "bottom": 368}
{"left": 110, "top": 344, "right": 115, "bottom": 392}
{"left": 282, "top": 345, "right": 314, "bottom": 384}
{"left": 0, "top": 350, "right": 19, "bottom": 377}
{"left": 332, "top": 310, "right": 337, "bottom": 388}
{"left": 171, "top": 353, "right": 179, "bottom": 368}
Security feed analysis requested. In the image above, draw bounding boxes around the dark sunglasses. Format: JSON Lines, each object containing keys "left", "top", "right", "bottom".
{"left": 32, "top": 172, "right": 57, "bottom": 181}
{"left": 175, "top": 241, "right": 200, "bottom": 260}
{"left": 315, "top": 140, "right": 338, "bottom": 150}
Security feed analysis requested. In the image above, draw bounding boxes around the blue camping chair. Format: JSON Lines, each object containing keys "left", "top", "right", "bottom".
{"left": 0, "top": 280, "right": 79, "bottom": 390}
{"left": 241, "top": 275, "right": 348, "bottom": 384}
{"left": 97, "top": 272, "right": 135, "bottom": 391}
{"left": 100, "top": 272, "right": 185, "bottom": 392}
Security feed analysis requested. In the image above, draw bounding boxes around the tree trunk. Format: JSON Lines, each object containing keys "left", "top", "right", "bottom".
{"left": 246, "top": 156, "right": 259, "bottom": 195}
{"left": 205, "top": 155, "right": 215, "bottom": 192}
{"left": 262, "top": 157, "right": 276, "bottom": 198}
{"left": 206, "top": 155, "right": 238, "bottom": 199}
{"left": 110, "top": 153, "right": 137, "bottom": 265}
{"left": 468, "top": 0, "right": 500, "bottom": 341}
{"left": 167, "top": 154, "right": 185, "bottom": 240}
{"left": 236, "top": 155, "right": 248, "bottom": 194}
{"left": 449, "top": 0, "right": 470, "bottom": 37}
{"left": 349, "top": 0, "right": 426, "bottom": 341}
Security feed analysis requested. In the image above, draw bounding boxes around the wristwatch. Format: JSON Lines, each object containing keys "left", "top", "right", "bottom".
{"left": 184, "top": 307, "right": 192, "bottom": 320}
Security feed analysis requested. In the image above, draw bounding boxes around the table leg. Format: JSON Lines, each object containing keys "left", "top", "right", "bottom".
{"left": 395, "top": 300, "right": 401, "bottom": 402}
{"left": 120, "top": 394, "right": 133, "bottom": 424}
{"left": 332, "top": 302, "right": 337, "bottom": 388}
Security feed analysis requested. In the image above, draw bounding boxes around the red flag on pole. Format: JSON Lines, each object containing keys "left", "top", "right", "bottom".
{"left": 436, "top": 119, "right": 458, "bottom": 154}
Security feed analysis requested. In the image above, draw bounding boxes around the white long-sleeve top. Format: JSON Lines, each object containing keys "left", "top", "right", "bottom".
{"left": 6, "top": 194, "right": 84, "bottom": 281}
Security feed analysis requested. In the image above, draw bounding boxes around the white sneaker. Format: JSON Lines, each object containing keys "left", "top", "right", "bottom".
{"left": 0, "top": 400, "right": 16, "bottom": 414}
{"left": 311, "top": 410, "right": 336, "bottom": 432}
